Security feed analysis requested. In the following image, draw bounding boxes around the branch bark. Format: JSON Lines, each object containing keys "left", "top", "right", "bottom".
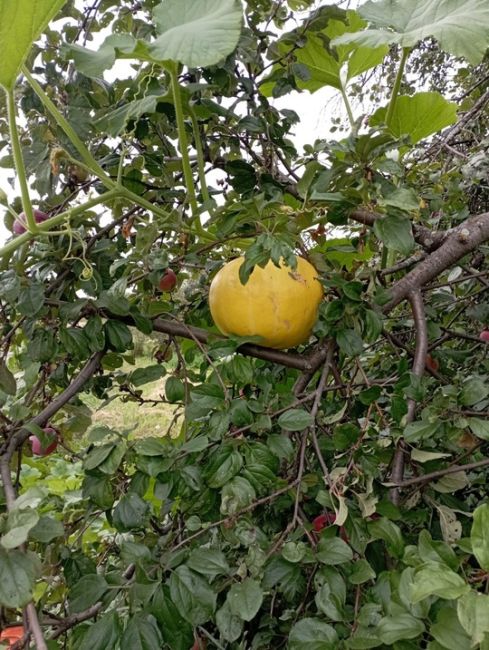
{"left": 389, "top": 290, "right": 427, "bottom": 505}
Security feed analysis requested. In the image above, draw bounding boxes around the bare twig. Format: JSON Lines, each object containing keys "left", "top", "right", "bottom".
{"left": 393, "top": 457, "right": 489, "bottom": 488}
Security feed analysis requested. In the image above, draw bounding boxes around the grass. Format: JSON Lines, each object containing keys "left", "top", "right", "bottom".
{"left": 83, "top": 357, "right": 179, "bottom": 437}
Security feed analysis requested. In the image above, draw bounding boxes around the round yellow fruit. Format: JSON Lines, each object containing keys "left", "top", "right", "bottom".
{"left": 209, "top": 256, "right": 323, "bottom": 349}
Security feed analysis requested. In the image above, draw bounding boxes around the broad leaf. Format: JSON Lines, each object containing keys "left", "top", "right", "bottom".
{"left": 150, "top": 0, "right": 242, "bottom": 66}
{"left": 332, "top": 0, "right": 489, "bottom": 65}
{"left": 374, "top": 214, "right": 415, "bottom": 255}
{"left": 457, "top": 591, "right": 489, "bottom": 646}
{"left": 228, "top": 579, "right": 263, "bottom": 621}
{"left": 1, "top": 508, "right": 39, "bottom": 549}
{"left": 0, "top": 0, "right": 68, "bottom": 90}
{"left": 289, "top": 618, "right": 338, "bottom": 649}
{"left": 370, "top": 92, "right": 457, "bottom": 144}
{"left": 169, "top": 566, "right": 216, "bottom": 626}
{"left": 0, "top": 548, "right": 40, "bottom": 607}
{"left": 377, "top": 613, "right": 425, "bottom": 645}
{"left": 410, "top": 562, "right": 469, "bottom": 602}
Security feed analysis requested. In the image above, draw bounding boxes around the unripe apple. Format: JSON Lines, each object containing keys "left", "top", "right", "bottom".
{"left": 159, "top": 268, "right": 177, "bottom": 292}
{"left": 13, "top": 209, "right": 49, "bottom": 235}
{"left": 479, "top": 330, "right": 489, "bottom": 342}
{"left": 29, "top": 427, "right": 58, "bottom": 456}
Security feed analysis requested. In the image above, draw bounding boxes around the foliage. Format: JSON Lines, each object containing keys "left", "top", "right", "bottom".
{"left": 0, "top": 0, "right": 488, "bottom": 648}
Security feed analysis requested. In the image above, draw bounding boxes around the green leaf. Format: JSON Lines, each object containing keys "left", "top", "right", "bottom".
{"left": 150, "top": 0, "right": 242, "bottom": 66}
{"left": 404, "top": 419, "right": 441, "bottom": 443}
{"left": 0, "top": 361, "right": 16, "bottom": 395}
{"left": 316, "top": 537, "right": 354, "bottom": 565}
{"left": 227, "top": 578, "right": 263, "bottom": 621}
{"left": 187, "top": 548, "right": 230, "bottom": 579}
{"left": 70, "top": 574, "right": 109, "bottom": 613}
{"left": 120, "top": 614, "right": 162, "bottom": 650}
{"left": 216, "top": 600, "right": 243, "bottom": 642}
{"left": 349, "top": 559, "right": 376, "bottom": 584}
{"left": 165, "top": 376, "right": 186, "bottom": 403}
{"left": 289, "top": 617, "right": 338, "bottom": 649}
{"left": 0, "top": 0, "right": 68, "bottom": 90}
{"left": 368, "top": 518, "right": 405, "bottom": 557}
{"left": 1, "top": 508, "right": 39, "bottom": 549}
{"left": 468, "top": 418, "right": 489, "bottom": 440}
{"left": 431, "top": 606, "right": 472, "bottom": 650}
{"left": 150, "top": 585, "right": 194, "bottom": 650}
{"left": 277, "top": 408, "right": 314, "bottom": 431}
{"left": 370, "top": 92, "right": 457, "bottom": 144}
{"left": 221, "top": 476, "right": 256, "bottom": 515}
{"left": 0, "top": 548, "right": 40, "bottom": 607}
{"left": 457, "top": 591, "right": 489, "bottom": 646}
{"left": 105, "top": 320, "right": 133, "bottom": 352}
{"left": 315, "top": 583, "right": 344, "bottom": 621}
{"left": 113, "top": 494, "right": 149, "bottom": 532}
{"left": 169, "top": 566, "right": 217, "bottom": 626}
{"left": 29, "top": 516, "right": 64, "bottom": 543}
{"left": 461, "top": 377, "right": 488, "bottom": 406}
{"left": 206, "top": 448, "right": 243, "bottom": 488}
{"left": 381, "top": 187, "right": 420, "bottom": 212}
{"left": 331, "top": 0, "right": 489, "bottom": 65}
{"left": 377, "top": 613, "right": 424, "bottom": 645}
{"left": 373, "top": 214, "right": 414, "bottom": 255}
{"left": 336, "top": 329, "right": 364, "bottom": 356}
{"left": 78, "top": 612, "right": 121, "bottom": 650}
{"left": 471, "top": 503, "right": 489, "bottom": 571}
{"left": 410, "top": 562, "right": 469, "bottom": 602}
{"left": 129, "top": 365, "right": 166, "bottom": 387}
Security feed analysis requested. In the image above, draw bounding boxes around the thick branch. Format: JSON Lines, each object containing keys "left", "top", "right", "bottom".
{"left": 150, "top": 317, "right": 312, "bottom": 371}
{"left": 383, "top": 213, "right": 489, "bottom": 313}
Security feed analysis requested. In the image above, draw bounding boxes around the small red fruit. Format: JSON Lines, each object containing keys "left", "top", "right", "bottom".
{"left": 312, "top": 512, "right": 349, "bottom": 542}
{"left": 29, "top": 427, "right": 58, "bottom": 456}
{"left": 159, "top": 269, "right": 177, "bottom": 292}
{"left": 479, "top": 330, "right": 489, "bottom": 342}
{"left": 13, "top": 209, "right": 49, "bottom": 235}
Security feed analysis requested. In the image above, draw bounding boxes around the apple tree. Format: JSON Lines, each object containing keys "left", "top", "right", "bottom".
{"left": 0, "top": 0, "right": 489, "bottom": 648}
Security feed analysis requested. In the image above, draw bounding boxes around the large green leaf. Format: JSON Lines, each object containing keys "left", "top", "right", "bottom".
{"left": 332, "top": 0, "right": 489, "bottom": 65}
{"left": 289, "top": 618, "right": 338, "bottom": 649}
{"left": 370, "top": 92, "right": 457, "bottom": 144}
{"left": 410, "top": 562, "right": 469, "bottom": 602}
{"left": 169, "top": 566, "right": 217, "bottom": 626}
{"left": 65, "top": 0, "right": 242, "bottom": 76}
{"left": 0, "top": 0, "right": 68, "bottom": 90}
{"left": 228, "top": 579, "right": 263, "bottom": 621}
{"left": 377, "top": 612, "right": 425, "bottom": 645}
{"left": 150, "top": 0, "right": 242, "bottom": 66}
{"left": 0, "top": 548, "right": 40, "bottom": 607}
{"left": 457, "top": 591, "right": 489, "bottom": 646}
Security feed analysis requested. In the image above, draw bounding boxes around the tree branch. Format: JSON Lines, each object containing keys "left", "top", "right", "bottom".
{"left": 389, "top": 290, "right": 427, "bottom": 505}
{"left": 0, "top": 351, "right": 104, "bottom": 461}
{"left": 383, "top": 213, "right": 489, "bottom": 313}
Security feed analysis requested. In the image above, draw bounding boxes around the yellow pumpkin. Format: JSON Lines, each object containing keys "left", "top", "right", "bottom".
{"left": 209, "top": 256, "right": 323, "bottom": 349}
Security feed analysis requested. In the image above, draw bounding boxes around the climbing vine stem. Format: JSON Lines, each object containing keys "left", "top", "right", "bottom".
{"left": 6, "top": 89, "right": 36, "bottom": 232}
